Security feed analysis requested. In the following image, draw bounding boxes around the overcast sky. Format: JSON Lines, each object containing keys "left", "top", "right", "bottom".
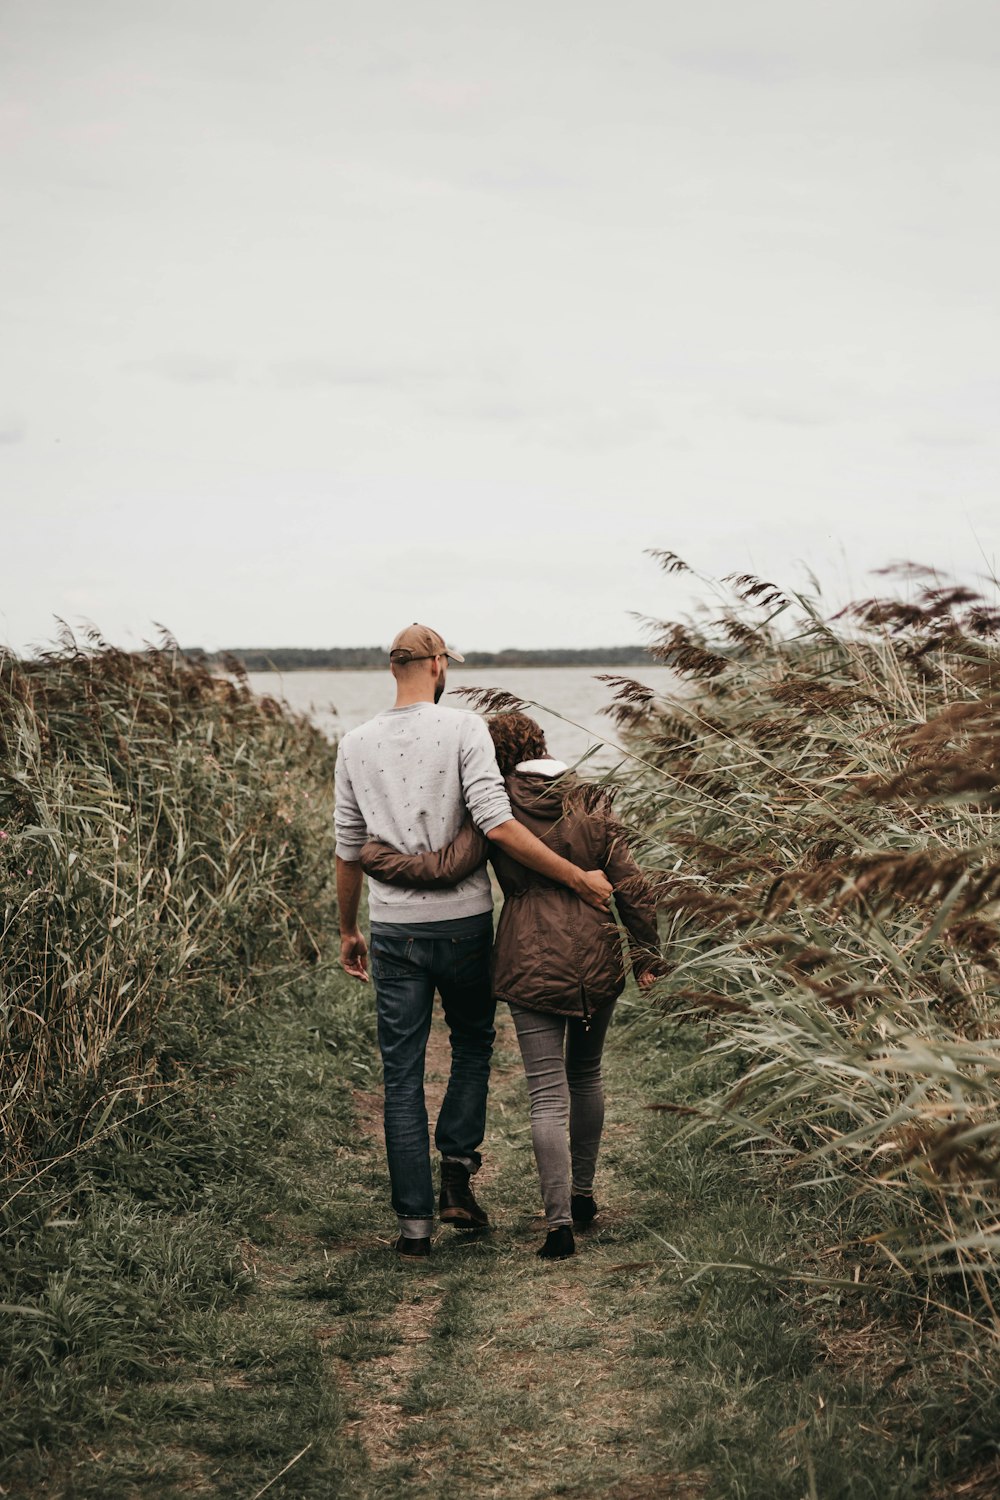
{"left": 2, "top": 0, "right": 998, "bottom": 654}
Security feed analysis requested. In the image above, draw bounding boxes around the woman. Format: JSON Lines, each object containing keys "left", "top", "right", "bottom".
{"left": 360, "top": 712, "right": 662, "bottom": 1261}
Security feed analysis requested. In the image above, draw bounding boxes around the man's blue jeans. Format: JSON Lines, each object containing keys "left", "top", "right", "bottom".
{"left": 369, "top": 913, "right": 495, "bottom": 1236}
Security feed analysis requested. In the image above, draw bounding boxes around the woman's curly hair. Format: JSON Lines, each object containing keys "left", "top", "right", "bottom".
{"left": 487, "top": 712, "right": 549, "bottom": 776}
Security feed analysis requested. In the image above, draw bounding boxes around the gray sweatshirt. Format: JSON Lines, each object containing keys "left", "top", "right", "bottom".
{"left": 334, "top": 702, "right": 512, "bottom": 923}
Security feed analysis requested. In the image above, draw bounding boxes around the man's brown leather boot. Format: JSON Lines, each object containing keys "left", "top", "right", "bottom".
{"left": 394, "top": 1234, "right": 432, "bottom": 1259}
{"left": 439, "top": 1158, "right": 490, "bottom": 1230}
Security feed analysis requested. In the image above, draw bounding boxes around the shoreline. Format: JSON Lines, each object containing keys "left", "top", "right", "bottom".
{"left": 240, "top": 660, "right": 654, "bottom": 674}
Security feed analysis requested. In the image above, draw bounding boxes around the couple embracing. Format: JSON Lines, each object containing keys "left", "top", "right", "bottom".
{"left": 334, "top": 624, "right": 662, "bottom": 1261}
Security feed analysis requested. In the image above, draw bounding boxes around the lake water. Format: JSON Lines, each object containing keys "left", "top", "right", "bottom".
{"left": 246, "top": 665, "right": 678, "bottom": 768}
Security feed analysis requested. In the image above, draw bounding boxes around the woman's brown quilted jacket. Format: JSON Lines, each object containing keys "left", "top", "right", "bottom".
{"left": 360, "top": 769, "right": 662, "bottom": 1021}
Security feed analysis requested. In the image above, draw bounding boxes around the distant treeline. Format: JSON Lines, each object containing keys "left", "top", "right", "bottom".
{"left": 190, "top": 645, "right": 654, "bottom": 672}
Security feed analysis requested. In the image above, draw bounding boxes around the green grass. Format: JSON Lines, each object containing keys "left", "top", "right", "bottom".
{"left": 0, "top": 962, "right": 378, "bottom": 1497}
{"left": 6, "top": 963, "right": 999, "bottom": 1497}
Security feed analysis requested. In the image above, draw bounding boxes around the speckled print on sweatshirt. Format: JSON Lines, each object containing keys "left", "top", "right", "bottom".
{"left": 334, "top": 702, "right": 512, "bottom": 923}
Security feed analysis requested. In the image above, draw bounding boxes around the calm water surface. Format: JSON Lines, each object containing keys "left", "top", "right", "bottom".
{"left": 247, "top": 666, "right": 678, "bottom": 768}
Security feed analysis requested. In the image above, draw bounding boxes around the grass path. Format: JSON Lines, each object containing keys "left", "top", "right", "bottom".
{"left": 319, "top": 1007, "right": 694, "bottom": 1498}
{"left": 11, "top": 967, "right": 997, "bottom": 1498}
{"left": 217, "top": 976, "right": 972, "bottom": 1500}
{"left": 308, "top": 1008, "right": 683, "bottom": 1500}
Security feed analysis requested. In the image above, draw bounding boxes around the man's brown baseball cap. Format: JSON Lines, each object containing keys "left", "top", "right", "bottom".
{"left": 389, "top": 623, "right": 465, "bottom": 664}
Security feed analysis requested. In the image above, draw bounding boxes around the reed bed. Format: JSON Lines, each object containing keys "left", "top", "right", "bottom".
{"left": 0, "top": 628, "right": 337, "bottom": 1179}
{"left": 464, "top": 559, "right": 1000, "bottom": 1323}
{"left": 606, "top": 557, "right": 1000, "bottom": 1317}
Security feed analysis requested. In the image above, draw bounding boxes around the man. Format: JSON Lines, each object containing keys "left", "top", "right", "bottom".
{"left": 335, "top": 622, "right": 613, "bottom": 1259}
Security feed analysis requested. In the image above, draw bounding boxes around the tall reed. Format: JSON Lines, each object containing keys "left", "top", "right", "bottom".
{"left": 461, "top": 559, "right": 1000, "bottom": 1312}
{"left": 600, "top": 558, "right": 1000, "bottom": 1308}
{"left": 0, "top": 629, "right": 337, "bottom": 1177}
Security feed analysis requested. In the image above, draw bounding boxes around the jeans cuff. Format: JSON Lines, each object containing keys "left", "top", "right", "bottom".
{"left": 441, "top": 1153, "right": 480, "bottom": 1174}
{"left": 397, "top": 1215, "right": 434, "bottom": 1238}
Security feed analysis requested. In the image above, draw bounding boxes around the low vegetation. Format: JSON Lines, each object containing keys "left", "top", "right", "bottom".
{"left": 6, "top": 969, "right": 998, "bottom": 1498}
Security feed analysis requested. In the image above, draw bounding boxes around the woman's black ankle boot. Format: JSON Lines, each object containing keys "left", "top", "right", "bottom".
{"left": 571, "top": 1193, "right": 598, "bottom": 1227}
{"left": 537, "top": 1225, "right": 575, "bottom": 1260}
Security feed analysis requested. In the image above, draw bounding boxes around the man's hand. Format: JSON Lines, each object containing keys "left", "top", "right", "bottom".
{"left": 340, "top": 927, "right": 369, "bottom": 982}
{"left": 636, "top": 969, "right": 657, "bottom": 992}
{"left": 572, "top": 868, "right": 614, "bottom": 911}
{"left": 487, "top": 819, "right": 613, "bottom": 908}
{"left": 336, "top": 855, "right": 368, "bottom": 980}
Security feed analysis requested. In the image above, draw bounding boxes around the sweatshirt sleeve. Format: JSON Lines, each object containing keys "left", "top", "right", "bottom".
{"left": 459, "top": 715, "right": 512, "bottom": 834}
{"left": 333, "top": 745, "right": 368, "bottom": 860}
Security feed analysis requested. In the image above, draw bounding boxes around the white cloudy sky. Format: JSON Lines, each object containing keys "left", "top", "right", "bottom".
{"left": 2, "top": 0, "right": 998, "bottom": 653}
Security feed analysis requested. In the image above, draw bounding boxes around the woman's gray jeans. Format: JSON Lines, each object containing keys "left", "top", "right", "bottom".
{"left": 508, "top": 1000, "right": 616, "bottom": 1229}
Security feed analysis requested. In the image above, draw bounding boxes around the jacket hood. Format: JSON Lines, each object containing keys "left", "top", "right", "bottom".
{"left": 515, "top": 758, "right": 568, "bottom": 776}
{"left": 505, "top": 768, "right": 580, "bottom": 821}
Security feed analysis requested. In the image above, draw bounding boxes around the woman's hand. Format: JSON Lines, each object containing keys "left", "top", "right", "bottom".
{"left": 636, "top": 970, "right": 657, "bottom": 992}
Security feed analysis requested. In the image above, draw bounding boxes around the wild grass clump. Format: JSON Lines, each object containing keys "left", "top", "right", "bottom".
{"left": 0, "top": 961, "right": 377, "bottom": 1498}
{"left": 602, "top": 557, "right": 1000, "bottom": 1320}
{"left": 0, "top": 626, "right": 337, "bottom": 1177}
